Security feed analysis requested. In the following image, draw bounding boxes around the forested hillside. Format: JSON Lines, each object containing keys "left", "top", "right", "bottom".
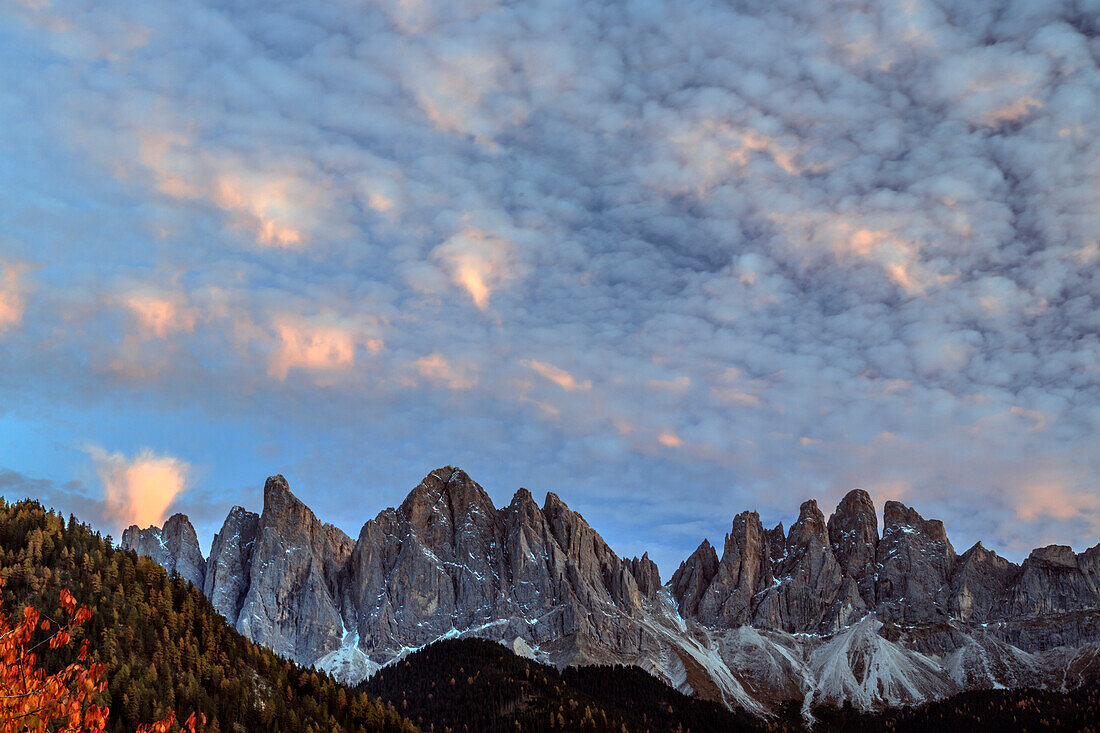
{"left": 360, "top": 638, "right": 778, "bottom": 733}
{"left": 0, "top": 498, "right": 417, "bottom": 733}
{"left": 364, "top": 637, "right": 1100, "bottom": 733}
{"left": 814, "top": 684, "right": 1100, "bottom": 732}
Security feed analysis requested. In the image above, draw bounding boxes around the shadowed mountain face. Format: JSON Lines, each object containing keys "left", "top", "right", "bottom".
{"left": 123, "top": 467, "right": 1100, "bottom": 719}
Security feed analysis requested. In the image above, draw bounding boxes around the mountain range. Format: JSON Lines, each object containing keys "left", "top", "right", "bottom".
{"left": 121, "top": 466, "right": 1100, "bottom": 720}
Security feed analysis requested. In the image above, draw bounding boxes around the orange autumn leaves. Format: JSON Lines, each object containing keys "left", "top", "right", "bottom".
{"left": 0, "top": 578, "right": 203, "bottom": 732}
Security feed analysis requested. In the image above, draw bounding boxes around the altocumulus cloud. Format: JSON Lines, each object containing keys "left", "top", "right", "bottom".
{"left": 0, "top": 0, "right": 1098, "bottom": 570}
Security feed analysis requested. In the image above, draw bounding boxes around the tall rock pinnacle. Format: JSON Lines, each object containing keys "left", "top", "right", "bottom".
{"left": 827, "top": 489, "right": 879, "bottom": 608}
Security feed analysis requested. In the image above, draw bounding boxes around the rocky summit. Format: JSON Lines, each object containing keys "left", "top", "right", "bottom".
{"left": 123, "top": 467, "right": 1100, "bottom": 719}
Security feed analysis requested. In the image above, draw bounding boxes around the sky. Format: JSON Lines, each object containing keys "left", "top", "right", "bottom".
{"left": 0, "top": 0, "right": 1098, "bottom": 575}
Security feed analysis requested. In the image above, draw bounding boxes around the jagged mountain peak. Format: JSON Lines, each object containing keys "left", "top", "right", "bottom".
{"left": 788, "top": 498, "right": 829, "bottom": 546}
{"left": 798, "top": 497, "right": 822, "bottom": 514}
{"left": 123, "top": 471, "right": 1100, "bottom": 720}
{"left": 670, "top": 537, "right": 720, "bottom": 609}
{"left": 263, "top": 473, "right": 293, "bottom": 502}
{"left": 836, "top": 487, "right": 873, "bottom": 506}
{"left": 541, "top": 490, "right": 569, "bottom": 514}
{"left": 958, "top": 540, "right": 1007, "bottom": 563}
{"left": 828, "top": 489, "right": 877, "bottom": 540}
{"left": 163, "top": 512, "right": 196, "bottom": 532}
{"left": 400, "top": 466, "right": 496, "bottom": 522}
{"left": 225, "top": 504, "right": 254, "bottom": 521}
{"left": 882, "top": 500, "right": 953, "bottom": 547}
{"left": 828, "top": 488, "right": 878, "bottom": 607}
{"left": 510, "top": 486, "right": 536, "bottom": 505}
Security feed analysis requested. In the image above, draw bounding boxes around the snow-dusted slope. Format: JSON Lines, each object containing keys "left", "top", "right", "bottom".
{"left": 803, "top": 616, "right": 951, "bottom": 714}
{"left": 315, "top": 626, "right": 379, "bottom": 686}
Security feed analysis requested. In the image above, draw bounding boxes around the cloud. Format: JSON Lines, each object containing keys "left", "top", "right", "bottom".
{"left": 657, "top": 431, "right": 683, "bottom": 448}
{"left": 86, "top": 447, "right": 190, "bottom": 530}
{"left": 268, "top": 317, "right": 364, "bottom": 382}
{"left": 0, "top": 0, "right": 1098, "bottom": 572}
{"left": 414, "top": 352, "right": 477, "bottom": 390}
{"left": 1016, "top": 480, "right": 1098, "bottom": 523}
{"left": 0, "top": 262, "right": 27, "bottom": 333}
{"left": 649, "top": 376, "right": 691, "bottom": 392}
{"left": 521, "top": 359, "right": 591, "bottom": 391}
{"left": 431, "top": 224, "right": 522, "bottom": 311}
{"left": 124, "top": 291, "right": 196, "bottom": 338}
{"left": 126, "top": 129, "right": 330, "bottom": 250}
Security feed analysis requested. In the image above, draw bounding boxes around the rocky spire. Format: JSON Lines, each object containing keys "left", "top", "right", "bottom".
{"left": 626, "top": 553, "right": 661, "bottom": 600}
{"left": 541, "top": 491, "right": 644, "bottom": 611}
{"left": 696, "top": 510, "right": 772, "bottom": 627}
{"left": 204, "top": 506, "right": 259, "bottom": 623}
{"left": 875, "top": 500, "right": 956, "bottom": 624}
{"left": 669, "top": 539, "right": 719, "bottom": 617}
{"left": 766, "top": 523, "right": 786, "bottom": 563}
{"left": 235, "top": 475, "right": 349, "bottom": 666}
{"left": 827, "top": 489, "right": 878, "bottom": 607}
{"left": 499, "top": 487, "right": 566, "bottom": 612}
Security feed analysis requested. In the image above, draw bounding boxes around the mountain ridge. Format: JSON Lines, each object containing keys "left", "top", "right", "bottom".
{"left": 122, "top": 466, "right": 1100, "bottom": 719}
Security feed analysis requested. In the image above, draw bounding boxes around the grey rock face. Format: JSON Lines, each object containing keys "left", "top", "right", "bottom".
{"left": 828, "top": 489, "right": 878, "bottom": 607}
{"left": 121, "top": 525, "right": 166, "bottom": 566}
{"left": 947, "top": 542, "right": 1017, "bottom": 622}
{"left": 766, "top": 523, "right": 785, "bottom": 563}
{"left": 346, "top": 468, "right": 662, "bottom": 666}
{"left": 757, "top": 500, "right": 866, "bottom": 633}
{"left": 121, "top": 513, "right": 206, "bottom": 590}
{"left": 203, "top": 506, "right": 259, "bottom": 622}
{"left": 235, "top": 475, "right": 350, "bottom": 665}
{"left": 695, "top": 510, "right": 772, "bottom": 627}
{"left": 669, "top": 539, "right": 719, "bottom": 617}
{"left": 1010, "top": 545, "right": 1100, "bottom": 616}
{"left": 348, "top": 467, "right": 510, "bottom": 654}
{"left": 626, "top": 553, "right": 661, "bottom": 601}
{"left": 875, "top": 500, "right": 956, "bottom": 624}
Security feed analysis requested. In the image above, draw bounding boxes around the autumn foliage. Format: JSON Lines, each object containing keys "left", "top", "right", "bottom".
{"left": 0, "top": 500, "right": 414, "bottom": 732}
{"left": 0, "top": 577, "right": 202, "bottom": 732}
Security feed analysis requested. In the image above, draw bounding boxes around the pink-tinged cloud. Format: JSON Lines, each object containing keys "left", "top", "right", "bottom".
{"left": 767, "top": 213, "right": 958, "bottom": 295}
{"left": 935, "top": 46, "right": 1048, "bottom": 129}
{"left": 654, "top": 119, "right": 809, "bottom": 199}
{"left": 1010, "top": 405, "right": 1050, "bottom": 432}
{"left": 658, "top": 430, "right": 683, "bottom": 448}
{"left": 521, "top": 359, "right": 591, "bottom": 391}
{"left": 268, "top": 319, "right": 360, "bottom": 381}
{"left": 87, "top": 446, "right": 190, "bottom": 530}
{"left": 0, "top": 263, "right": 26, "bottom": 333}
{"left": 432, "top": 226, "right": 520, "bottom": 311}
{"left": 105, "top": 337, "right": 171, "bottom": 382}
{"left": 1016, "top": 480, "right": 1099, "bottom": 522}
{"left": 213, "top": 174, "right": 305, "bottom": 249}
{"left": 136, "top": 132, "right": 317, "bottom": 249}
{"left": 649, "top": 376, "right": 691, "bottom": 391}
{"left": 125, "top": 292, "right": 196, "bottom": 338}
{"left": 414, "top": 352, "right": 478, "bottom": 390}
